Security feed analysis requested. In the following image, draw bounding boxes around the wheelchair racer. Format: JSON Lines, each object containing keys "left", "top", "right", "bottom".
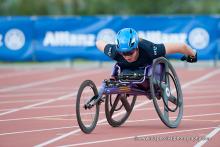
{"left": 96, "top": 28, "right": 197, "bottom": 77}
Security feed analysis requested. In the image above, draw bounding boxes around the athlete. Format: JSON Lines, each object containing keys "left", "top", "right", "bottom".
{"left": 96, "top": 28, "right": 197, "bottom": 75}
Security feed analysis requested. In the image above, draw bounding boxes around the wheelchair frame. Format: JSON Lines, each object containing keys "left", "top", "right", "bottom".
{"left": 76, "top": 57, "right": 183, "bottom": 134}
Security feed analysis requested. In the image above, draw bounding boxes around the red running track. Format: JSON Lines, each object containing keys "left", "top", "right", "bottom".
{"left": 0, "top": 66, "right": 220, "bottom": 147}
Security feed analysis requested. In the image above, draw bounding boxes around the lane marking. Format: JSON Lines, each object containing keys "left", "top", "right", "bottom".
{"left": 1, "top": 101, "right": 220, "bottom": 122}
{"left": 0, "top": 93, "right": 76, "bottom": 116}
{"left": 180, "top": 70, "right": 220, "bottom": 89}
{"left": 1, "top": 112, "right": 220, "bottom": 136}
{"left": 0, "top": 126, "right": 77, "bottom": 136}
{"left": 183, "top": 118, "right": 220, "bottom": 123}
{"left": 58, "top": 127, "right": 216, "bottom": 147}
{"left": 0, "top": 69, "right": 107, "bottom": 93}
{"left": 183, "top": 90, "right": 220, "bottom": 94}
{"left": 35, "top": 69, "right": 220, "bottom": 147}
{"left": 0, "top": 99, "right": 46, "bottom": 104}
{"left": 135, "top": 102, "right": 220, "bottom": 111}
{"left": 34, "top": 100, "right": 152, "bottom": 147}
{"left": 0, "top": 69, "right": 107, "bottom": 116}
{"left": 0, "top": 69, "right": 53, "bottom": 79}
{"left": 0, "top": 91, "right": 75, "bottom": 98}
{"left": 2, "top": 100, "right": 220, "bottom": 114}
{"left": 194, "top": 126, "right": 220, "bottom": 147}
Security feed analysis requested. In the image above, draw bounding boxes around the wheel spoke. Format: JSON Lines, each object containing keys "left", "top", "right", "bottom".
{"left": 168, "top": 95, "right": 177, "bottom": 105}
{"left": 109, "top": 95, "right": 121, "bottom": 117}
{"left": 120, "top": 95, "right": 131, "bottom": 113}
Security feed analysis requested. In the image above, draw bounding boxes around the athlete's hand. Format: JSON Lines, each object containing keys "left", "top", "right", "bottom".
{"left": 181, "top": 51, "right": 197, "bottom": 63}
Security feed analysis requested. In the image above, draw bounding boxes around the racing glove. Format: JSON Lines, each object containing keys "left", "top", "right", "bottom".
{"left": 181, "top": 50, "right": 197, "bottom": 63}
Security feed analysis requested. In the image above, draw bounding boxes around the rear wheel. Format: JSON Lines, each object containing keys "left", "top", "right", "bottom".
{"left": 105, "top": 94, "right": 136, "bottom": 127}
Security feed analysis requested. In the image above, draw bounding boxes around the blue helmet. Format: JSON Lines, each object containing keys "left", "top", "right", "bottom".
{"left": 115, "top": 28, "right": 139, "bottom": 53}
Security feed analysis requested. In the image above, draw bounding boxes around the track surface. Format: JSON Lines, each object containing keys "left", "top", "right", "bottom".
{"left": 0, "top": 66, "right": 220, "bottom": 147}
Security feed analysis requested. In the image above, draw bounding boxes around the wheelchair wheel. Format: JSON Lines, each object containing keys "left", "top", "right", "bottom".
{"left": 76, "top": 80, "right": 99, "bottom": 133}
{"left": 105, "top": 94, "right": 136, "bottom": 127}
{"left": 150, "top": 57, "right": 183, "bottom": 128}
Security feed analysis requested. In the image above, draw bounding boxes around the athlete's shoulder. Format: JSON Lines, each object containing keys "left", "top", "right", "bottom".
{"left": 139, "top": 38, "right": 154, "bottom": 45}
{"left": 104, "top": 44, "right": 118, "bottom": 59}
{"left": 138, "top": 38, "right": 154, "bottom": 50}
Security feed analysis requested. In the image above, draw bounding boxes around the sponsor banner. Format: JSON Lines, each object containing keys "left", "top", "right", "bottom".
{"left": 0, "top": 17, "right": 34, "bottom": 61}
{"left": 0, "top": 16, "right": 219, "bottom": 61}
{"left": 33, "top": 16, "right": 121, "bottom": 61}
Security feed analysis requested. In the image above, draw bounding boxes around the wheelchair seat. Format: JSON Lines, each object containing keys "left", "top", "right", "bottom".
{"left": 116, "top": 65, "right": 149, "bottom": 83}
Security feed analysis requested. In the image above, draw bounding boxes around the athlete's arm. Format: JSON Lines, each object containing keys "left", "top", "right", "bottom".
{"left": 164, "top": 43, "right": 197, "bottom": 63}
{"left": 164, "top": 43, "right": 196, "bottom": 56}
{"left": 96, "top": 40, "right": 107, "bottom": 52}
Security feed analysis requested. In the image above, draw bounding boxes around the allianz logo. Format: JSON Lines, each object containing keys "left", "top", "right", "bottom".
{"left": 43, "top": 31, "right": 96, "bottom": 47}
{"left": 43, "top": 29, "right": 116, "bottom": 47}
{"left": 0, "top": 28, "right": 25, "bottom": 51}
{"left": 138, "top": 31, "right": 187, "bottom": 44}
{"left": 138, "top": 27, "right": 210, "bottom": 50}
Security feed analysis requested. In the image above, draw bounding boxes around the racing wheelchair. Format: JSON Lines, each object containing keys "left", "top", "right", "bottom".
{"left": 76, "top": 57, "right": 183, "bottom": 134}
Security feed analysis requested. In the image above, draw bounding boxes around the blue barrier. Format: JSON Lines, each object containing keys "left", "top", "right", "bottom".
{"left": 0, "top": 16, "right": 219, "bottom": 61}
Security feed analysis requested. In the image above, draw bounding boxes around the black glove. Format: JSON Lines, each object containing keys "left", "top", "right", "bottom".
{"left": 181, "top": 52, "right": 197, "bottom": 63}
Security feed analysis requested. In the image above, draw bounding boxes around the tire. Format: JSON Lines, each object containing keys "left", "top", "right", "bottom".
{"left": 150, "top": 57, "right": 183, "bottom": 128}
{"left": 105, "top": 94, "right": 136, "bottom": 127}
{"left": 76, "top": 80, "right": 99, "bottom": 133}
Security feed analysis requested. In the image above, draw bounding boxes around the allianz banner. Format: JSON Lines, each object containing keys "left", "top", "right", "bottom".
{"left": 0, "top": 17, "right": 34, "bottom": 61}
{"left": 0, "top": 16, "right": 219, "bottom": 61}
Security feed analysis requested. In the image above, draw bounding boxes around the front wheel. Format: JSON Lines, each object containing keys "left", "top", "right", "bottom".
{"left": 76, "top": 80, "right": 99, "bottom": 133}
{"left": 150, "top": 57, "right": 183, "bottom": 128}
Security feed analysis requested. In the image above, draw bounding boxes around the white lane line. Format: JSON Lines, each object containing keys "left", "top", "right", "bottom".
{"left": 194, "top": 126, "right": 220, "bottom": 147}
{"left": 183, "top": 118, "right": 220, "bottom": 122}
{"left": 0, "top": 114, "right": 74, "bottom": 122}
{"left": 2, "top": 100, "right": 220, "bottom": 114}
{"left": 1, "top": 93, "right": 219, "bottom": 112}
{"left": 183, "top": 90, "right": 220, "bottom": 94}
{"left": 13, "top": 87, "right": 76, "bottom": 92}
{"left": 0, "top": 69, "right": 54, "bottom": 79}
{"left": 58, "top": 127, "right": 216, "bottom": 147}
{"left": 35, "top": 69, "right": 220, "bottom": 147}
{"left": 181, "top": 69, "right": 220, "bottom": 89}
{"left": 0, "top": 69, "right": 106, "bottom": 116}
{"left": 0, "top": 126, "right": 77, "bottom": 136}
{"left": 1, "top": 102, "right": 220, "bottom": 122}
{"left": 135, "top": 102, "right": 220, "bottom": 111}
{"left": 0, "top": 68, "right": 106, "bottom": 93}
{"left": 124, "top": 112, "right": 220, "bottom": 124}
{"left": 185, "top": 85, "right": 220, "bottom": 89}
{"left": 1, "top": 112, "right": 220, "bottom": 136}
{"left": 34, "top": 100, "right": 152, "bottom": 147}
{"left": 0, "top": 91, "right": 74, "bottom": 98}
{"left": 0, "top": 99, "right": 46, "bottom": 104}
{"left": 0, "top": 93, "right": 76, "bottom": 116}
